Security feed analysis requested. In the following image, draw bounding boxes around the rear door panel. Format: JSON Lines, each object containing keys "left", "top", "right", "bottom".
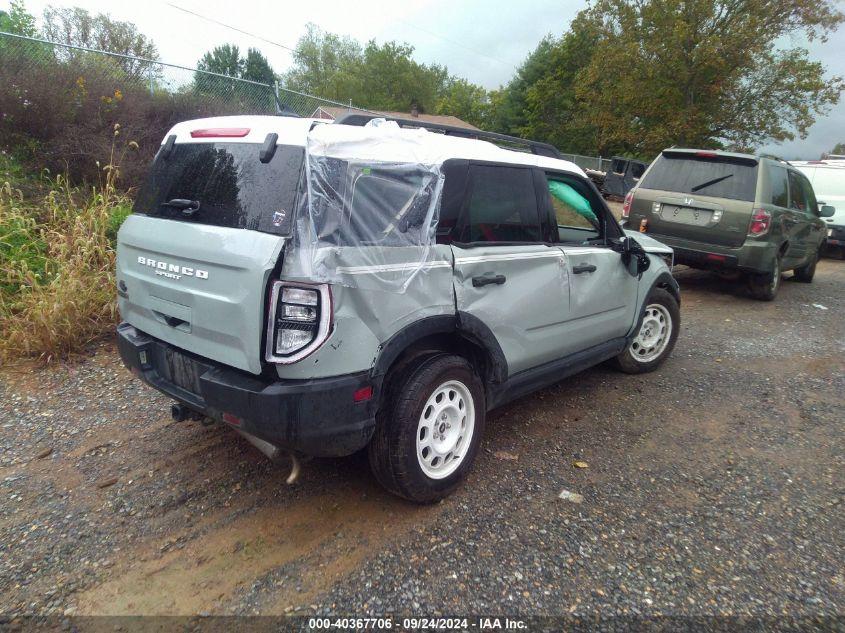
{"left": 117, "top": 215, "right": 284, "bottom": 374}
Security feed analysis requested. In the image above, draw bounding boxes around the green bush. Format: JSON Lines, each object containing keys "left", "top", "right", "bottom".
{"left": 0, "top": 155, "right": 131, "bottom": 362}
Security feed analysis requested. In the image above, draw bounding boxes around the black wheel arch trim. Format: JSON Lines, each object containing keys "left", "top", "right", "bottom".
{"left": 628, "top": 272, "right": 681, "bottom": 344}
{"left": 370, "top": 313, "right": 508, "bottom": 385}
{"left": 653, "top": 271, "right": 680, "bottom": 306}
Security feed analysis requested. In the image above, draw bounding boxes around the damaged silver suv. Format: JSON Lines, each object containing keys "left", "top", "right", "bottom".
{"left": 116, "top": 114, "right": 680, "bottom": 502}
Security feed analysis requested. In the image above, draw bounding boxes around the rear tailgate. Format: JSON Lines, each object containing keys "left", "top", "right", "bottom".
{"left": 116, "top": 131, "right": 304, "bottom": 375}
{"left": 117, "top": 216, "right": 283, "bottom": 374}
{"left": 632, "top": 151, "right": 758, "bottom": 247}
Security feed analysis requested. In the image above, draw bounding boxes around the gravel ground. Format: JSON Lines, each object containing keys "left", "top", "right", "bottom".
{"left": 0, "top": 259, "right": 843, "bottom": 622}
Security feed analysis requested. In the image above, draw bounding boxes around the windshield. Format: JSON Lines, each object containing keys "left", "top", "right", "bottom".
{"left": 133, "top": 142, "right": 304, "bottom": 235}
{"left": 640, "top": 154, "right": 758, "bottom": 202}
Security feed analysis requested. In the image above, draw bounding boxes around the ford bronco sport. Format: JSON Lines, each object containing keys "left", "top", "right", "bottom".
{"left": 116, "top": 114, "right": 680, "bottom": 502}
{"left": 622, "top": 149, "right": 834, "bottom": 300}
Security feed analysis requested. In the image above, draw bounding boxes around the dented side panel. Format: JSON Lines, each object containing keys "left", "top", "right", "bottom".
{"left": 274, "top": 244, "right": 456, "bottom": 380}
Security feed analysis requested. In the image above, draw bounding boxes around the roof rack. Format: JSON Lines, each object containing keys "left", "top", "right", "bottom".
{"left": 333, "top": 112, "right": 563, "bottom": 159}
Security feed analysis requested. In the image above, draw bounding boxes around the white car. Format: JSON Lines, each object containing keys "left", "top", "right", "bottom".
{"left": 792, "top": 159, "right": 845, "bottom": 256}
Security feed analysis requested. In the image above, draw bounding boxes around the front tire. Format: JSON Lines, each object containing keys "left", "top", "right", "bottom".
{"left": 793, "top": 249, "right": 818, "bottom": 283}
{"left": 368, "top": 354, "right": 485, "bottom": 503}
{"left": 613, "top": 287, "right": 680, "bottom": 374}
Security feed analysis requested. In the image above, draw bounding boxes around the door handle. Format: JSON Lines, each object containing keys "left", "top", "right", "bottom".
{"left": 472, "top": 273, "right": 506, "bottom": 288}
{"left": 572, "top": 263, "right": 597, "bottom": 274}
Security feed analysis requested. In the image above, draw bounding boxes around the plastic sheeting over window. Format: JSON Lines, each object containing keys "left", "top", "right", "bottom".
{"left": 292, "top": 120, "right": 446, "bottom": 293}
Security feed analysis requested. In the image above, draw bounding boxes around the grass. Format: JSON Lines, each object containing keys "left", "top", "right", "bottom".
{"left": 0, "top": 140, "right": 133, "bottom": 363}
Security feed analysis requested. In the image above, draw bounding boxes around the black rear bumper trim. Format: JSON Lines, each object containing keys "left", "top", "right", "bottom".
{"left": 117, "top": 323, "right": 377, "bottom": 457}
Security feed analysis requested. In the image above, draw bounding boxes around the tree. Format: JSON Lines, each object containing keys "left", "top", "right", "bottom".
{"left": 40, "top": 5, "right": 159, "bottom": 78}
{"left": 282, "top": 24, "right": 490, "bottom": 119}
{"left": 830, "top": 142, "right": 845, "bottom": 155}
{"left": 242, "top": 48, "right": 276, "bottom": 84}
{"left": 195, "top": 45, "right": 278, "bottom": 111}
{"left": 197, "top": 43, "right": 242, "bottom": 78}
{"left": 283, "top": 24, "right": 363, "bottom": 101}
{"left": 572, "top": 0, "right": 844, "bottom": 157}
{"left": 487, "top": 36, "right": 558, "bottom": 137}
{"left": 0, "top": 0, "right": 37, "bottom": 36}
{"left": 435, "top": 78, "right": 491, "bottom": 129}
{"left": 518, "top": 14, "right": 602, "bottom": 154}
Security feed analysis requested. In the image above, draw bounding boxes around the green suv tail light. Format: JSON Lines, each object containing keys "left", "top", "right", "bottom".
{"left": 748, "top": 209, "right": 772, "bottom": 237}
{"left": 265, "top": 282, "right": 332, "bottom": 364}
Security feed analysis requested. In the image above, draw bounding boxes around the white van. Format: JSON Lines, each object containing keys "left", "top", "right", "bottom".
{"left": 792, "top": 159, "right": 845, "bottom": 255}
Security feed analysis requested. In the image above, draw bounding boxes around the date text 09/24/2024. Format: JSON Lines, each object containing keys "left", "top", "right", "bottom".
{"left": 307, "top": 617, "right": 527, "bottom": 630}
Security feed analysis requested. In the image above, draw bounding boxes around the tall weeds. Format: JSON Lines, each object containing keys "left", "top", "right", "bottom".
{"left": 0, "top": 127, "right": 133, "bottom": 362}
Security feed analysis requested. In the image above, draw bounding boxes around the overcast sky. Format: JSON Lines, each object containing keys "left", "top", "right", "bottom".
{"left": 4, "top": 0, "right": 844, "bottom": 159}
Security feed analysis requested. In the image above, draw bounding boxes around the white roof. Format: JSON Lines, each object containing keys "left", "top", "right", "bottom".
{"left": 162, "top": 115, "right": 585, "bottom": 177}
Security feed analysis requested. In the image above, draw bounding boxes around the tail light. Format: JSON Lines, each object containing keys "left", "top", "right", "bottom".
{"left": 622, "top": 191, "right": 634, "bottom": 218}
{"left": 748, "top": 209, "right": 771, "bottom": 236}
{"left": 265, "top": 282, "right": 332, "bottom": 364}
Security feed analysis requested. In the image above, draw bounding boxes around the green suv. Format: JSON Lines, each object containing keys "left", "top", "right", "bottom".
{"left": 622, "top": 149, "right": 834, "bottom": 300}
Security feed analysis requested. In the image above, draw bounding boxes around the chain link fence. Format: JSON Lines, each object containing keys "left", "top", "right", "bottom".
{"left": 0, "top": 30, "right": 615, "bottom": 186}
{"left": 0, "top": 31, "right": 371, "bottom": 185}
{"left": 559, "top": 153, "right": 614, "bottom": 173}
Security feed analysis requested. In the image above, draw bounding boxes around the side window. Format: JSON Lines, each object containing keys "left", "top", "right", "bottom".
{"left": 630, "top": 162, "right": 646, "bottom": 180}
{"left": 455, "top": 165, "right": 541, "bottom": 243}
{"left": 546, "top": 174, "right": 602, "bottom": 243}
{"left": 612, "top": 158, "right": 626, "bottom": 175}
{"left": 767, "top": 164, "right": 789, "bottom": 207}
{"left": 787, "top": 170, "right": 806, "bottom": 211}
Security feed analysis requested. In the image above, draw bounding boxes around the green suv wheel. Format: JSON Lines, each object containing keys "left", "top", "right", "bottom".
{"left": 613, "top": 287, "right": 680, "bottom": 374}
{"left": 747, "top": 255, "right": 781, "bottom": 301}
{"left": 368, "top": 354, "right": 485, "bottom": 504}
{"left": 793, "top": 250, "right": 819, "bottom": 283}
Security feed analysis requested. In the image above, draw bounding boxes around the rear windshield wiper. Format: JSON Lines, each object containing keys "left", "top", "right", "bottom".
{"left": 160, "top": 199, "right": 201, "bottom": 216}
{"left": 690, "top": 174, "right": 733, "bottom": 193}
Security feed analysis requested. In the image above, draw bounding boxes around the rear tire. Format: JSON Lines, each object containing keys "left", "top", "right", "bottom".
{"left": 613, "top": 287, "right": 680, "bottom": 374}
{"left": 368, "top": 354, "right": 485, "bottom": 503}
{"left": 794, "top": 249, "right": 819, "bottom": 283}
{"left": 747, "top": 255, "right": 781, "bottom": 301}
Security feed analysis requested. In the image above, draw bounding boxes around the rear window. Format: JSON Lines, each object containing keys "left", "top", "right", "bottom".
{"left": 133, "top": 142, "right": 304, "bottom": 235}
{"left": 307, "top": 159, "right": 439, "bottom": 247}
{"left": 640, "top": 153, "right": 758, "bottom": 202}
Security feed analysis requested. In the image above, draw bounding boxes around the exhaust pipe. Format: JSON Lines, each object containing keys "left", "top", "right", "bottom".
{"left": 234, "top": 428, "right": 303, "bottom": 485}
{"left": 235, "top": 428, "right": 281, "bottom": 460}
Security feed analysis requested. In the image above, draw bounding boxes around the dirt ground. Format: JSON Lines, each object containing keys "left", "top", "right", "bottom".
{"left": 0, "top": 258, "right": 843, "bottom": 620}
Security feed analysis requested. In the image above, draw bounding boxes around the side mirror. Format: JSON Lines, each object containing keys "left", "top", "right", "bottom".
{"left": 820, "top": 204, "right": 835, "bottom": 218}
{"left": 615, "top": 236, "right": 650, "bottom": 277}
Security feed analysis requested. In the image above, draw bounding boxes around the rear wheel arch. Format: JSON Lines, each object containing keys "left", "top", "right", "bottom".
{"left": 371, "top": 314, "right": 508, "bottom": 400}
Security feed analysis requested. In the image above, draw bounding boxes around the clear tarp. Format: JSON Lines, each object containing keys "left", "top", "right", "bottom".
{"left": 292, "top": 120, "right": 445, "bottom": 293}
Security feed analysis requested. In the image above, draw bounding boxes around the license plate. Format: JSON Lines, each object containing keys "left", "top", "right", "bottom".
{"left": 659, "top": 205, "right": 713, "bottom": 226}
{"left": 158, "top": 348, "right": 206, "bottom": 394}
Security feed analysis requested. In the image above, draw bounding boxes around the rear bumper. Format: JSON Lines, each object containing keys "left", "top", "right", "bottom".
{"left": 644, "top": 233, "right": 776, "bottom": 273}
{"left": 117, "top": 323, "right": 377, "bottom": 457}
{"left": 825, "top": 224, "right": 845, "bottom": 247}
